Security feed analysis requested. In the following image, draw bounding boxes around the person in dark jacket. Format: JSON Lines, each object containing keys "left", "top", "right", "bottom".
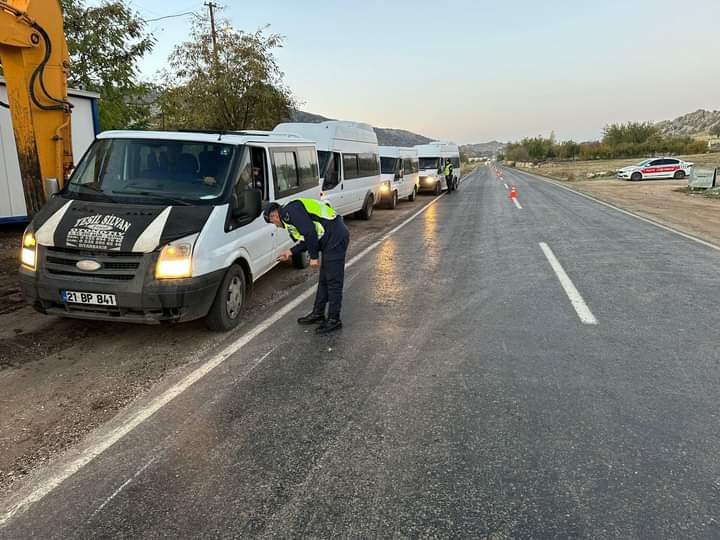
{"left": 264, "top": 198, "right": 350, "bottom": 334}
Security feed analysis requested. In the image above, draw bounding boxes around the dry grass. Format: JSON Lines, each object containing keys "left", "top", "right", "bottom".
{"left": 516, "top": 152, "right": 720, "bottom": 182}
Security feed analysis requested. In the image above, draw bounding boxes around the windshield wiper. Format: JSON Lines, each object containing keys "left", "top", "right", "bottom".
{"left": 112, "top": 190, "right": 194, "bottom": 206}
{"left": 71, "top": 183, "right": 118, "bottom": 202}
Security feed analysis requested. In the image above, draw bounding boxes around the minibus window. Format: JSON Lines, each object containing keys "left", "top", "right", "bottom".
{"left": 271, "top": 150, "right": 301, "bottom": 197}
{"left": 320, "top": 151, "right": 341, "bottom": 190}
{"left": 419, "top": 157, "right": 440, "bottom": 170}
{"left": 381, "top": 157, "right": 399, "bottom": 175}
{"left": 66, "top": 138, "right": 236, "bottom": 206}
{"left": 342, "top": 154, "right": 360, "bottom": 180}
{"left": 297, "top": 148, "right": 320, "bottom": 190}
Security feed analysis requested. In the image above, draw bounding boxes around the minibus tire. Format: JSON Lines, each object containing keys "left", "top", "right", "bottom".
{"left": 205, "top": 264, "right": 246, "bottom": 331}
{"left": 434, "top": 182, "right": 441, "bottom": 196}
{"left": 408, "top": 187, "right": 417, "bottom": 202}
{"left": 356, "top": 195, "right": 374, "bottom": 220}
{"left": 388, "top": 191, "right": 398, "bottom": 209}
{"left": 293, "top": 251, "right": 310, "bottom": 269}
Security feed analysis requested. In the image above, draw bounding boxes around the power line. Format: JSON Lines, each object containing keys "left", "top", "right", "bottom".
{"left": 143, "top": 10, "right": 198, "bottom": 23}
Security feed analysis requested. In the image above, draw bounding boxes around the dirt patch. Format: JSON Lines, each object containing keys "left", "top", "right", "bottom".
{"left": 0, "top": 198, "right": 431, "bottom": 494}
{"left": 0, "top": 227, "right": 24, "bottom": 315}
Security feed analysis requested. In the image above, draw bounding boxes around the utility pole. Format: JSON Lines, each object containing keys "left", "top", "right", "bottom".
{"left": 205, "top": 2, "right": 218, "bottom": 54}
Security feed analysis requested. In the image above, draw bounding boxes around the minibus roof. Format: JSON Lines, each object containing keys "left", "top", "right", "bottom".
{"left": 98, "top": 130, "right": 317, "bottom": 146}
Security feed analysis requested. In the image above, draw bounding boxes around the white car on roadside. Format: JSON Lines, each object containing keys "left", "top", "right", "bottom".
{"left": 616, "top": 158, "right": 694, "bottom": 181}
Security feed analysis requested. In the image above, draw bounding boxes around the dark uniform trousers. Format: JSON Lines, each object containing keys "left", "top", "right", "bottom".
{"left": 314, "top": 221, "right": 350, "bottom": 319}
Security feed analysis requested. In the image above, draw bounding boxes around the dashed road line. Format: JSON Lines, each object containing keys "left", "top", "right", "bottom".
{"left": 539, "top": 242, "right": 598, "bottom": 325}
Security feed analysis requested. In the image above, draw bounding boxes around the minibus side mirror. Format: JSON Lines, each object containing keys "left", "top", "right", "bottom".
{"left": 232, "top": 189, "right": 262, "bottom": 225}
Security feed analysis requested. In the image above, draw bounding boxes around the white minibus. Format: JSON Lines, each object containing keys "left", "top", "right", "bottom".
{"left": 415, "top": 141, "right": 461, "bottom": 194}
{"left": 378, "top": 146, "right": 420, "bottom": 208}
{"left": 274, "top": 121, "right": 382, "bottom": 219}
{"left": 19, "top": 130, "right": 321, "bottom": 331}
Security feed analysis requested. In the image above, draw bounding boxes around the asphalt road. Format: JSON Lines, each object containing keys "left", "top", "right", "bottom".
{"left": 3, "top": 166, "right": 720, "bottom": 538}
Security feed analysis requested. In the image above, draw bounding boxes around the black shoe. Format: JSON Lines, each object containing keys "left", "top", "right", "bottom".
{"left": 315, "top": 318, "right": 342, "bottom": 334}
{"left": 297, "top": 312, "right": 325, "bottom": 325}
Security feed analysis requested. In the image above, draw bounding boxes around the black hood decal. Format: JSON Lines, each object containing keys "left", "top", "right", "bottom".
{"left": 34, "top": 198, "right": 217, "bottom": 252}
{"left": 55, "top": 202, "right": 164, "bottom": 251}
{"left": 160, "top": 206, "right": 215, "bottom": 246}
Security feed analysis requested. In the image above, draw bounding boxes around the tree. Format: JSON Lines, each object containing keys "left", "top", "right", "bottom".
{"left": 602, "top": 122, "right": 658, "bottom": 146}
{"left": 710, "top": 123, "right": 720, "bottom": 137}
{"left": 157, "top": 16, "right": 294, "bottom": 131}
{"left": 60, "top": 0, "right": 155, "bottom": 130}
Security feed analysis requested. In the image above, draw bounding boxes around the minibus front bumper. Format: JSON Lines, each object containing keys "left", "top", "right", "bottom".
{"left": 19, "top": 246, "right": 224, "bottom": 324}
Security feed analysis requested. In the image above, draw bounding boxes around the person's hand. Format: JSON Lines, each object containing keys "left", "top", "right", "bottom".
{"left": 277, "top": 250, "right": 292, "bottom": 262}
{"left": 309, "top": 258, "right": 320, "bottom": 268}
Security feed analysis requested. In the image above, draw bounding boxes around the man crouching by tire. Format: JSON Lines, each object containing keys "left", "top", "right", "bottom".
{"left": 264, "top": 198, "right": 350, "bottom": 334}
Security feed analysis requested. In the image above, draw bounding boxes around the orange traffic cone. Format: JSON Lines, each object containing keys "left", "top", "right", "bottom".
{"left": 509, "top": 185, "right": 517, "bottom": 199}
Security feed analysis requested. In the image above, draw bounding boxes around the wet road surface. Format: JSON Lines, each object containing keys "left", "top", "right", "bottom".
{"left": 3, "top": 166, "right": 720, "bottom": 538}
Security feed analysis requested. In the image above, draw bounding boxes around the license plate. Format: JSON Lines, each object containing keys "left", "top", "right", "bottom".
{"left": 63, "top": 291, "right": 117, "bottom": 306}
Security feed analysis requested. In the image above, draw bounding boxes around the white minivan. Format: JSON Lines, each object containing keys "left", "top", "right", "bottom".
{"left": 19, "top": 129, "right": 322, "bottom": 331}
{"left": 274, "top": 121, "right": 382, "bottom": 219}
{"left": 415, "top": 141, "right": 461, "bottom": 194}
{"left": 378, "top": 146, "right": 420, "bottom": 208}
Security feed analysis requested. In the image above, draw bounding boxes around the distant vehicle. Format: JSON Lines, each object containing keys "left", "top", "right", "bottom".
{"left": 617, "top": 158, "right": 694, "bottom": 181}
{"left": 415, "top": 141, "right": 460, "bottom": 194}
{"left": 19, "top": 130, "right": 322, "bottom": 331}
{"left": 378, "top": 146, "right": 420, "bottom": 208}
{"left": 273, "top": 121, "right": 382, "bottom": 219}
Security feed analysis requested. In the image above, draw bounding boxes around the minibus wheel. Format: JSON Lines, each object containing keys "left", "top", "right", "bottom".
{"left": 434, "top": 182, "right": 441, "bottom": 196}
{"left": 293, "top": 251, "right": 310, "bottom": 269}
{"left": 205, "top": 264, "right": 246, "bottom": 331}
{"left": 408, "top": 187, "right": 417, "bottom": 202}
{"left": 388, "top": 190, "right": 398, "bottom": 209}
{"left": 356, "top": 195, "right": 374, "bottom": 220}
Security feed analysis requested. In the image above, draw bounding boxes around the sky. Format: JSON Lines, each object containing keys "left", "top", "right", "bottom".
{"left": 90, "top": 0, "right": 720, "bottom": 144}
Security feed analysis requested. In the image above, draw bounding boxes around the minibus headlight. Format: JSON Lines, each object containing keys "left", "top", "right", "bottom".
{"left": 380, "top": 182, "right": 390, "bottom": 193}
{"left": 21, "top": 229, "right": 37, "bottom": 271}
{"left": 156, "top": 235, "right": 197, "bottom": 279}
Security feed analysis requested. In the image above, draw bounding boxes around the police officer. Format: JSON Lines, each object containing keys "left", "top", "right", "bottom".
{"left": 443, "top": 159, "right": 455, "bottom": 193}
{"left": 264, "top": 198, "right": 350, "bottom": 334}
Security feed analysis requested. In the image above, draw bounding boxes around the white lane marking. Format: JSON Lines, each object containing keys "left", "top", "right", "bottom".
{"left": 503, "top": 183, "right": 509, "bottom": 189}
{"left": 0, "top": 188, "right": 452, "bottom": 528}
{"left": 511, "top": 168, "right": 720, "bottom": 253}
{"left": 539, "top": 242, "right": 598, "bottom": 325}
{"left": 88, "top": 456, "right": 158, "bottom": 521}
{"left": 513, "top": 198, "right": 523, "bottom": 210}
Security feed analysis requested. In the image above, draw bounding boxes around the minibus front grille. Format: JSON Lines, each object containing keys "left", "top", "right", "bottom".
{"left": 44, "top": 247, "right": 143, "bottom": 281}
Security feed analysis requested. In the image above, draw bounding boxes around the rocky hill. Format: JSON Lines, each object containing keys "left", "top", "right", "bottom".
{"left": 655, "top": 109, "right": 720, "bottom": 138}
{"left": 460, "top": 141, "right": 505, "bottom": 158}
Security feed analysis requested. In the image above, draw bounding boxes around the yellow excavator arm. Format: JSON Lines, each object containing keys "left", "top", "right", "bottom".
{"left": 0, "top": 0, "right": 72, "bottom": 215}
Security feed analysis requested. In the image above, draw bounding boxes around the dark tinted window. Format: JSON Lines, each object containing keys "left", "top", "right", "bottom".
{"left": 450, "top": 157, "right": 460, "bottom": 169}
{"left": 381, "top": 157, "right": 399, "bottom": 174}
{"left": 649, "top": 159, "right": 664, "bottom": 166}
{"left": 297, "top": 148, "right": 319, "bottom": 189}
{"left": 343, "top": 153, "right": 360, "bottom": 180}
{"left": 320, "top": 151, "right": 341, "bottom": 190}
{"left": 358, "top": 153, "right": 379, "bottom": 177}
{"left": 271, "top": 150, "right": 300, "bottom": 197}
{"left": 419, "top": 157, "right": 440, "bottom": 170}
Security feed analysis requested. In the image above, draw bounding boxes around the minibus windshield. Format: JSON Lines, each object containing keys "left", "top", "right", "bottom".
{"left": 65, "top": 138, "right": 237, "bottom": 206}
{"left": 419, "top": 157, "right": 440, "bottom": 170}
